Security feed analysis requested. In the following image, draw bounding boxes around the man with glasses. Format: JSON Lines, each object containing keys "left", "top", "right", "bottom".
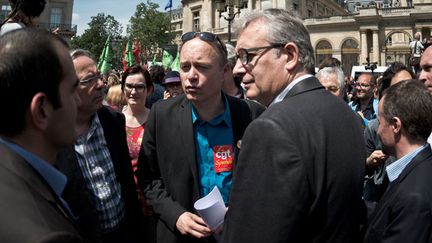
{"left": 349, "top": 72, "right": 378, "bottom": 125}
{"left": 56, "top": 49, "right": 144, "bottom": 243}
{"left": 136, "top": 31, "right": 264, "bottom": 243}
{"left": 221, "top": 9, "right": 365, "bottom": 243}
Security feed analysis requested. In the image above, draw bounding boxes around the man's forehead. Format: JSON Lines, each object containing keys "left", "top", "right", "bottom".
{"left": 357, "top": 73, "right": 372, "bottom": 82}
{"left": 236, "top": 20, "right": 268, "bottom": 48}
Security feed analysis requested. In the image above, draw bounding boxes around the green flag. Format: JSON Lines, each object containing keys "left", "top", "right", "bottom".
{"left": 162, "top": 50, "right": 174, "bottom": 69}
{"left": 170, "top": 52, "right": 180, "bottom": 72}
{"left": 123, "top": 39, "right": 136, "bottom": 71}
{"left": 151, "top": 54, "right": 157, "bottom": 67}
{"left": 97, "top": 36, "right": 112, "bottom": 75}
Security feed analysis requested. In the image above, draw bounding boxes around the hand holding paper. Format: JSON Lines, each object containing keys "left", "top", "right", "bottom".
{"left": 194, "top": 186, "right": 228, "bottom": 230}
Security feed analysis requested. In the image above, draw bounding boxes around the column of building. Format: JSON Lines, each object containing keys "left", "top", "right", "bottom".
{"left": 372, "top": 29, "right": 380, "bottom": 65}
{"left": 360, "top": 30, "right": 368, "bottom": 65}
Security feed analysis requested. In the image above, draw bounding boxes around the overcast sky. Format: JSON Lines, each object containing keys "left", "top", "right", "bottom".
{"left": 72, "top": 0, "right": 182, "bottom": 36}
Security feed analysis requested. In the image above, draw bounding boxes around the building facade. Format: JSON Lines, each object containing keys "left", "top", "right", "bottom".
{"left": 306, "top": 0, "right": 432, "bottom": 74}
{"left": 170, "top": 0, "right": 432, "bottom": 74}
{"left": 0, "top": 0, "right": 76, "bottom": 39}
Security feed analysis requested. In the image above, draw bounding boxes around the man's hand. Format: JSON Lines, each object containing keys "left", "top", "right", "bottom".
{"left": 366, "top": 150, "right": 387, "bottom": 168}
{"left": 176, "top": 212, "right": 212, "bottom": 238}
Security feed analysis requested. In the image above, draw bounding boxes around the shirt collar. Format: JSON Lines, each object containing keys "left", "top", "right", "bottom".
{"left": 0, "top": 137, "right": 67, "bottom": 197}
{"left": 386, "top": 144, "right": 427, "bottom": 182}
{"left": 270, "top": 74, "right": 313, "bottom": 106}
{"left": 192, "top": 93, "right": 232, "bottom": 127}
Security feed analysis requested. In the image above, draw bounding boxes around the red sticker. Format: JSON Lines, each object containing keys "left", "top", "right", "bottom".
{"left": 213, "top": 145, "right": 233, "bottom": 173}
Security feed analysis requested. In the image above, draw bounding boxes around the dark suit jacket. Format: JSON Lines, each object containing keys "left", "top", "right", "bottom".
{"left": 136, "top": 94, "right": 265, "bottom": 243}
{"left": 0, "top": 143, "right": 84, "bottom": 243}
{"left": 221, "top": 77, "right": 366, "bottom": 243}
{"left": 365, "top": 145, "right": 432, "bottom": 243}
{"left": 56, "top": 106, "right": 143, "bottom": 242}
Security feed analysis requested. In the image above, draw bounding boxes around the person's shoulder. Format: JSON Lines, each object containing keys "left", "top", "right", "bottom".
{"left": 0, "top": 22, "right": 25, "bottom": 36}
{"left": 153, "top": 94, "right": 187, "bottom": 110}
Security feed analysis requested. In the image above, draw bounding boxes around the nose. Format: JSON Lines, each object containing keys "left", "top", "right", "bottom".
{"left": 95, "top": 76, "right": 104, "bottom": 89}
{"left": 233, "top": 57, "right": 246, "bottom": 77}
{"left": 186, "top": 66, "right": 198, "bottom": 83}
{"left": 419, "top": 69, "right": 427, "bottom": 83}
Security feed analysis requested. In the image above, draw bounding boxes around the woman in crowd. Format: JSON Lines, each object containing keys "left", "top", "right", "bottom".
{"left": 121, "top": 65, "right": 153, "bottom": 178}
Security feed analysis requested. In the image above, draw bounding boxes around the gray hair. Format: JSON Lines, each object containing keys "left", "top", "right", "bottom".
{"left": 225, "top": 43, "right": 236, "bottom": 67}
{"left": 316, "top": 67, "right": 345, "bottom": 88}
{"left": 234, "top": 8, "right": 315, "bottom": 74}
{"left": 70, "top": 48, "right": 95, "bottom": 61}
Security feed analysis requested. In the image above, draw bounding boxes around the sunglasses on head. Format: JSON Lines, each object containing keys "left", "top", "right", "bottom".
{"left": 181, "top": 32, "right": 227, "bottom": 55}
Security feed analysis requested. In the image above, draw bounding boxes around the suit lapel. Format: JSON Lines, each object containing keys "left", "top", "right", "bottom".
{"left": 0, "top": 144, "right": 78, "bottom": 226}
{"left": 226, "top": 95, "right": 248, "bottom": 164}
{"left": 97, "top": 107, "right": 120, "bottom": 174}
{"left": 178, "top": 97, "right": 200, "bottom": 199}
{"left": 284, "top": 76, "right": 324, "bottom": 100}
{"left": 369, "top": 145, "right": 432, "bottom": 225}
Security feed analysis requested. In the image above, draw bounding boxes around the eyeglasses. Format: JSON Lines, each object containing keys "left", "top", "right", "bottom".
{"left": 124, "top": 83, "right": 147, "bottom": 92}
{"left": 80, "top": 74, "right": 102, "bottom": 86}
{"left": 236, "top": 44, "right": 285, "bottom": 65}
{"left": 356, "top": 83, "right": 371, "bottom": 89}
{"left": 181, "top": 32, "right": 227, "bottom": 55}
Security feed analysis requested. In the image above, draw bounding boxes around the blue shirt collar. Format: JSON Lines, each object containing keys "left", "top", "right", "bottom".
{"left": 192, "top": 94, "right": 232, "bottom": 127}
{"left": 386, "top": 144, "right": 427, "bottom": 182}
{"left": 0, "top": 137, "right": 67, "bottom": 197}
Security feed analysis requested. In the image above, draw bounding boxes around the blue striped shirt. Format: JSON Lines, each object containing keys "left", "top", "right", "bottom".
{"left": 74, "top": 114, "right": 125, "bottom": 232}
{"left": 386, "top": 144, "right": 427, "bottom": 182}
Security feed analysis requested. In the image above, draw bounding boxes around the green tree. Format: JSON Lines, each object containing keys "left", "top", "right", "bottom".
{"left": 128, "top": 0, "right": 170, "bottom": 56}
{"left": 71, "top": 13, "right": 123, "bottom": 64}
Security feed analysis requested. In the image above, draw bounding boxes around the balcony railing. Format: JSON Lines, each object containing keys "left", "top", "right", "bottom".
{"left": 37, "top": 23, "right": 77, "bottom": 36}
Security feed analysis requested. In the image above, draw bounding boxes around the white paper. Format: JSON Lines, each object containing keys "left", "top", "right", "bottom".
{"left": 194, "top": 186, "right": 227, "bottom": 230}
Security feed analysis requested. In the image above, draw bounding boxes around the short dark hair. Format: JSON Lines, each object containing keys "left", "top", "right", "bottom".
{"left": 121, "top": 65, "right": 153, "bottom": 91}
{"left": 379, "top": 62, "right": 414, "bottom": 99}
{"left": 0, "top": 28, "right": 67, "bottom": 136}
{"left": 382, "top": 80, "right": 432, "bottom": 141}
{"left": 149, "top": 65, "right": 165, "bottom": 85}
{"left": 317, "top": 57, "right": 341, "bottom": 71}
{"left": 1, "top": 0, "right": 46, "bottom": 27}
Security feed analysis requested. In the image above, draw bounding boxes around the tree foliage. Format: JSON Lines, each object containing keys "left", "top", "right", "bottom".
{"left": 128, "top": 0, "right": 170, "bottom": 54}
{"left": 71, "top": 13, "right": 123, "bottom": 62}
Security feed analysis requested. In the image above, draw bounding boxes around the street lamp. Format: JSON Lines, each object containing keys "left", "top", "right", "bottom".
{"left": 215, "top": 0, "right": 246, "bottom": 43}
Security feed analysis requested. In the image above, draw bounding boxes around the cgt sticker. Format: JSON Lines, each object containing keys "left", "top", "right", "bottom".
{"left": 213, "top": 145, "right": 233, "bottom": 173}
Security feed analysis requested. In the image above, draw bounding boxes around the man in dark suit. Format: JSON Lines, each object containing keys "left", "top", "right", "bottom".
{"left": 136, "top": 32, "right": 264, "bottom": 243}
{"left": 221, "top": 9, "right": 365, "bottom": 243}
{"left": 56, "top": 49, "right": 143, "bottom": 243}
{"left": 0, "top": 29, "right": 84, "bottom": 242}
{"left": 365, "top": 80, "right": 432, "bottom": 243}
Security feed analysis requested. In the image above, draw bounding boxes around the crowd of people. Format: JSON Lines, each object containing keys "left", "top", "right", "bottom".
{"left": 2, "top": 5, "right": 432, "bottom": 243}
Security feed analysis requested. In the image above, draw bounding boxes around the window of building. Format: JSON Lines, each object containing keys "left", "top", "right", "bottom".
{"left": 1, "top": 4, "right": 11, "bottom": 11}
{"left": 293, "top": 3, "right": 298, "bottom": 11}
{"left": 50, "top": 7, "right": 63, "bottom": 27}
{"left": 193, "top": 11, "right": 200, "bottom": 31}
{"left": 1, "top": 4, "right": 11, "bottom": 22}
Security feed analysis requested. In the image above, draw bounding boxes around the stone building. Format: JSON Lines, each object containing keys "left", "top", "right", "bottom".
{"left": 307, "top": 0, "right": 432, "bottom": 74}
{"left": 0, "top": 0, "right": 76, "bottom": 39}
{"left": 169, "top": 0, "right": 432, "bottom": 74}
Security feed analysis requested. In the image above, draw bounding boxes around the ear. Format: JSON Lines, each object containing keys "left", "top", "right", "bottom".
{"left": 222, "top": 63, "right": 231, "bottom": 81}
{"left": 391, "top": 117, "right": 402, "bottom": 134}
{"left": 29, "top": 93, "right": 53, "bottom": 131}
{"left": 283, "top": 42, "right": 300, "bottom": 72}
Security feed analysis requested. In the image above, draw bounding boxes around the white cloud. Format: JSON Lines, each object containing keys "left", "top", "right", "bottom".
{"left": 72, "top": 13, "right": 81, "bottom": 21}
